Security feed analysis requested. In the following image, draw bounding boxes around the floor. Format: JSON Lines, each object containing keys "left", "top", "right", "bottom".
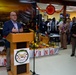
{"left": 0, "top": 45, "right": 76, "bottom": 75}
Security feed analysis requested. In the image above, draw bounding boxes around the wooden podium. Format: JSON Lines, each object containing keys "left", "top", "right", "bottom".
{"left": 6, "top": 32, "right": 34, "bottom": 75}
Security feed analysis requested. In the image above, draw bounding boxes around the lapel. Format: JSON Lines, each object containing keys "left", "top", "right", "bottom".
{"left": 10, "top": 20, "right": 19, "bottom": 29}
{"left": 10, "top": 20, "right": 14, "bottom": 26}
{"left": 17, "top": 22, "right": 19, "bottom": 29}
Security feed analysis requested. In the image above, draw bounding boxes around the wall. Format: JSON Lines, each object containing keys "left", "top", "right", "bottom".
{"left": 40, "top": 11, "right": 76, "bottom": 21}
{"left": 67, "top": 12, "right": 76, "bottom": 19}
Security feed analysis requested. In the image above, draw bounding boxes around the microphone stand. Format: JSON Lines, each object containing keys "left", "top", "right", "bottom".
{"left": 20, "top": 0, "right": 39, "bottom": 74}
{"left": 30, "top": 1, "right": 39, "bottom": 75}
{"left": 31, "top": 31, "right": 39, "bottom": 75}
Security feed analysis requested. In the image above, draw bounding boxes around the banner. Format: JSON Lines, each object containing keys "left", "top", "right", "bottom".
{"left": 14, "top": 48, "right": 29, "bottom": 66}
{"left": 30, "top": 47, "right": 59, "bottom": 58}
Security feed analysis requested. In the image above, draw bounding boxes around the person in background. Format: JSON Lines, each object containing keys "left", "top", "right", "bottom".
{"left": 66, "top": 18, "right": 71, "bottom": 45}
{"left": 3, "top": 11, "right": 23, "bottom": 71}
{"left": 57, "top": 17, "right": 64, "bottom": 33}
{"left": 47, "top": 19, "right": 52, "bottom": 34}
{"left": 69, "top": 17, "right": 76, "bottom": 44}
{"left": 58, "top": 17, "right": 64, "bottom": 26}
{"left": 59, "top": 18, "right": 69, "bottom": 49}
{"left": 41, "top": 19, "right": 46, "bottom": 34}
{"left": 70, "top": 17, "right": 76, "bottom": 57}
{"left": 51, "top": 17, "right": 58, "bottom": 33}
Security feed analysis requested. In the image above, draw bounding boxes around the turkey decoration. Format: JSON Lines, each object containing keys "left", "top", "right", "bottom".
{"left": 46, "top": 4, "right": 55, "bottom": 15}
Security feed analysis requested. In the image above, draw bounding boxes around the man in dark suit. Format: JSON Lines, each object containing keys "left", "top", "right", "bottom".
{"left": 70, "top": 17, "right": 76, "bottom": 57}
{"left": 3, "top": 11, "right": 23, "bottom": 71}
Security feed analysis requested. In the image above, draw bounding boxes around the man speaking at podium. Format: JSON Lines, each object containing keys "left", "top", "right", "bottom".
{"left": 3, "top": 11, "right": 23, "bottom": 71}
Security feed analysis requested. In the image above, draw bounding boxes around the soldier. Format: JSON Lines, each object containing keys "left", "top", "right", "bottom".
{"left": 59, "top": 18, "right": 69, "bottom": 49}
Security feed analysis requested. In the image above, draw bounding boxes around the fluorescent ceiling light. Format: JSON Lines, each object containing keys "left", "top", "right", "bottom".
{"left": 19, "top": 0, "right": 35, "bottom": 3}
{"left": 69, "top": 6, "right": 76, "bottom": 8}
{"left": 46, "top": 4, "right": 50, "bottom": 5}
{"left": 51, "top": 4, "right": 59, "bottom": 6}
{"left": 67, "top": 10, "right": 74, "bottom": 12}
{"left": 46, "top": 4, "right": 59, "bottom": 6}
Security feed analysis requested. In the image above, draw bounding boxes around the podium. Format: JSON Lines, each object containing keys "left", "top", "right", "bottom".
{"left": 6, "top": 32, "right": 34, "bottom": 75}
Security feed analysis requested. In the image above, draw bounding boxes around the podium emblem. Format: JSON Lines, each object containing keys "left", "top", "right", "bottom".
{"left": 15, "top": 50, "right": 28, "bottom": 63}
{"left": 14, "top": 48, "right": 29, "bottom": 65}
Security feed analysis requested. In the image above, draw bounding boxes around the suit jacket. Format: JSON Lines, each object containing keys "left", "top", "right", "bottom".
{"left": 3, "top": 20, "right": 22, "bottom": 36}
{"left": 71, "top": 22, "right": 76, "bottom": 38}
{"left": 3, "top": 20, "right": 22, "bottom": 48}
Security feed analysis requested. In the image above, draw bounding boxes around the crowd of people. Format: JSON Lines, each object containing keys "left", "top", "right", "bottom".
{"left": 39, "top": 17, "right": 59, "bottom": 34}
{"left": 39, "top": 16, "right": 76, "bottom": 57}
{"left": 58, "top": 17, "right": 76, "bottom": 57}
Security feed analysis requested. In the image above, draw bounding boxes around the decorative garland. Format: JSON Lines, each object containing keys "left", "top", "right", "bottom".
{"left": 55, "top": 6, "right": 64, "bottom": 13}
{"left": 37, "top": 5, "right": 46, "bottom": 12}
{"left": 37, "top": 4, "right": 64, "bottom": 14}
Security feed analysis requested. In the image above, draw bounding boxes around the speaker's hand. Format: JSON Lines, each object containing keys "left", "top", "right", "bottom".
{"left": 19, "top": 27, "right": 23, "bottom": 32}
{"left": 12, "top": 27, "right": 18, "bottom": 32}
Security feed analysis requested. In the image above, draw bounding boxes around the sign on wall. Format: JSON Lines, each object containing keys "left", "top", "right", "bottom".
{"left": 14, "top": 48, "right": 29, "bottom": 66}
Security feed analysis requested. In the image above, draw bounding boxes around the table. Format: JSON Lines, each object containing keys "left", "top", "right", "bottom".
{"left": 49, "top": 33, "right": 60, "bottom": 46}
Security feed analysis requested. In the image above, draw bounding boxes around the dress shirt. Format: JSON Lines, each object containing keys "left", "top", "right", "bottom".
{"left": 11, "top": 20, "right": 18, "bottom": 31}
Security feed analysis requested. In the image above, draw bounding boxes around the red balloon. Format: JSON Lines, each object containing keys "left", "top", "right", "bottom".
{"left": 46, "top": 5, "right": 55, "bottom": 15}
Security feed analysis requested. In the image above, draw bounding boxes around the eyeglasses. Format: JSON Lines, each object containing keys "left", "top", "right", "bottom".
{"left": 10, "top": 15, "right": 17, "bottom": 16}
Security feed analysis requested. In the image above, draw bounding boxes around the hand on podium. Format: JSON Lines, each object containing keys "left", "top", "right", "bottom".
{"left": 12, "top": 27, "right": 23, "bottom": 33}
{"left": 12, "top": 27, "right": 18, "bottom": 33}
{"left": 19, "top": 27, "right": 23, "bottom": 32}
